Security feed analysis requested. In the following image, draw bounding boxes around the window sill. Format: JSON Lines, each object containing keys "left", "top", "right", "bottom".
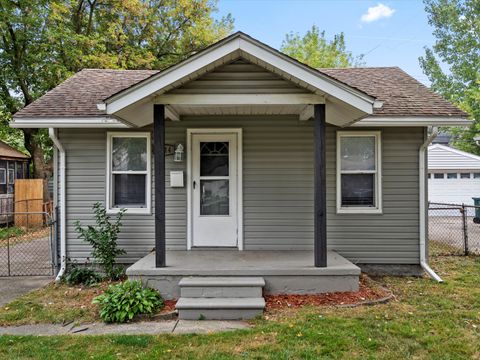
{"left": 336, "top": 207, "right": 383, "bottom": 215}
{"left": 106, "top": 208, "right": 151, "bottom": 216}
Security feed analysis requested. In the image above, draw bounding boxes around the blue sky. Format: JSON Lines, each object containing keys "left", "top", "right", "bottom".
{"left": 215, "top": 0, "right": 436, "bottom": 84}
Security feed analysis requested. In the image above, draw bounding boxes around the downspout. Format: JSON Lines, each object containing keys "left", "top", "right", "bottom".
{"left": 49, "top": 128, "right": 66, "bottom": 281}
{"left": 419, "top": 127, "right": 443, "bottom": 282}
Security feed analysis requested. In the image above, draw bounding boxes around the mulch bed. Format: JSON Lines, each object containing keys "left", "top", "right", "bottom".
{"left": 161, "top": 300, "right": 176, "bottom": 314}
{"left": 265, "top": 275, "right": 392, "bottom": 312}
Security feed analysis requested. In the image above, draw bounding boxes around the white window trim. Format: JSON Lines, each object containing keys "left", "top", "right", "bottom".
{"left": 336, "top": 131, "right": 382, "bottom": 214}
{"left": 106, "top": 132, "right": 151, "bottom": 215}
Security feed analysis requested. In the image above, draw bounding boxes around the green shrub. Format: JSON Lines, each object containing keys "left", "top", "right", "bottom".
{"left": 62, "top": 264, "right": 102, "bottom": 286}
{"left": 74, "top": 202, "right": 126, "bottom": 280}
{"left": 93, "top": 280, "right": 164, "bottom": 323}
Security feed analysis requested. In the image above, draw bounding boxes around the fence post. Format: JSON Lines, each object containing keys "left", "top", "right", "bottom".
{"left": 6, "top": 210, "right": 10, "bottom": 276}
{"left": 462, "top": 204, "right": 469, "bottom": 256}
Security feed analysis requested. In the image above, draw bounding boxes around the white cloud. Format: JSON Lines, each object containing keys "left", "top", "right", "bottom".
{"left": 361, "top": 3, "right": 395, "bottom": 23}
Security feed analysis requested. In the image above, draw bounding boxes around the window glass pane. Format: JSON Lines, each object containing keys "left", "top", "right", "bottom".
{"left": 0, "top": 169, "right": 5, "bottom": 184}
{"left": 433, "top": 173, "right": 444, "bottom": 179}
{"left": 113, "top": 174, "right": 146, "bottom": 207}
{"left": 200, "top": 179, "right": 229, "bottom": 215}
{"left": 200, "top": 142, "right": 229, "bottom": 177}
{"left": 428, "top": 173, "right": 431, "bottom": 179}
{"left": 112, "top": 137, "right": 147, "bottom": 171}
{"left": 460, "top": 173, "right": 470, "bottom": 179}
{"left": 340, "top": 136, "right": 375, "bottom": 171}
{"left": 7, "top": 169, "right": 14, "bottom": 184}
{"left": 447, "top": 173, "right": 457, "bottom": 179}
{"left": 341, "top": 174, "right": 374, "bottom": 206}
{"left": 474, "top": 173, "right": 480, "bottom": 179}
{"left": 16, "top": 162, "right": 23, "bottom": 179}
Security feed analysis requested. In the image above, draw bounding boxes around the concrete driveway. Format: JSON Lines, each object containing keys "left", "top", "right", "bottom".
{"left": 0, "top": 276, "right": 52, "bottom": 307}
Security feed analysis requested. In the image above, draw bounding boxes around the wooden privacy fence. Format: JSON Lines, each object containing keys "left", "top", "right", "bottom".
{"left": 14, "top": 179, "right": 50, "bottom": 228}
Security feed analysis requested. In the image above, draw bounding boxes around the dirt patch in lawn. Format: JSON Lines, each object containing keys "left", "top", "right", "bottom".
{"left": 265, "top": 275, "right": 392, "bottom": 313}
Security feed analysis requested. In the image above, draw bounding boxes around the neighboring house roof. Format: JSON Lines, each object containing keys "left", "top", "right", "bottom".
{"left": 428, "top": 144, "right": 480, "bottom": 170}
{"left": 0, "top": 140, "right": 29, "bottom": 160}
{"left": 12, "top": 31, "right": 467, "bottom": 124}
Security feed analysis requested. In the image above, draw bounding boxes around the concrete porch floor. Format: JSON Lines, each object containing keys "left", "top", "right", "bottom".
{"left": 127, "top": 251, "right": 361, "bottom": 300}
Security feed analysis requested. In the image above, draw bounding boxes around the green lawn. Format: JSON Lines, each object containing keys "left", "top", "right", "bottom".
{"left": 1, "top": 256, "right": 479, "bottom": 359}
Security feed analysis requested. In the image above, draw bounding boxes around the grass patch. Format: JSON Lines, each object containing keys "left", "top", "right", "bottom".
{"left": 1, "top": 256, "right": 480, "bottom": 359}
{"left": 0, "top": 283, "right": 105, "bottom": 326}
{"left": 0, "top": 226, "right": 25, "bottom": 240}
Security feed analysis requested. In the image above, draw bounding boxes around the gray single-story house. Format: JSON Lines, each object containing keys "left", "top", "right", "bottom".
{"left": 11, "top": 32, "right": 470, "bottom": 319}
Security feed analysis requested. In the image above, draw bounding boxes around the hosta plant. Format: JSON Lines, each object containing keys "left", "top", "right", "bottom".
{"left": 93, "top": 280, "right": 164, "bottom": 323}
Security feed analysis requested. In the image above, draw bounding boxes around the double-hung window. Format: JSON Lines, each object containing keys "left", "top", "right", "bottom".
{"left": 106, "top": 132, "right": 151, "bottom": 214}
{"left": 337, "top": 131, "right": 382, "bottom": 213}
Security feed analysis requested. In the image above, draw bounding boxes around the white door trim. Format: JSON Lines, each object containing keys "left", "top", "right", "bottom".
{"left": 186, "top": 128, "right": 243, "bottom": 250}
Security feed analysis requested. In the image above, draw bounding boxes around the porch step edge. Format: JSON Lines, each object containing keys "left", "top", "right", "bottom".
{"left": 179, "top": 276, "right": 265, "bottom": 287}
{"left": 176, "top": 297, "right": 266, "bottom": 310}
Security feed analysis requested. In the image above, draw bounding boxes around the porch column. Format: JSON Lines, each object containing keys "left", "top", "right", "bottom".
{"left": 154, "top": 104, "right": 166, "bottom": 267}
{"left": 314, "top": 104, "right": 327, "bottom": 267}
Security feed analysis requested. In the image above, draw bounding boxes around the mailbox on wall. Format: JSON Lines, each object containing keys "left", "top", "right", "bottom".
{"left": 170, "top": 171, "right": 184, "bottom": 187}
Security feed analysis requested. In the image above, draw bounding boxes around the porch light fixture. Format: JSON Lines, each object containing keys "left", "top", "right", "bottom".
{"left": 174, "top": 144, "right": 184, "bottom": 162}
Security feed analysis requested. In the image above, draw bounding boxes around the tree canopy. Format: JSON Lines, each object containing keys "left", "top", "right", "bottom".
{"left": 280, "top": 25, "right": 363, "bottom": 68}
{"left": 419, "top": 0, "right": 480, "bottom": 154}
{"left": 0, "top": 0, "right": 233, "bottom": 178}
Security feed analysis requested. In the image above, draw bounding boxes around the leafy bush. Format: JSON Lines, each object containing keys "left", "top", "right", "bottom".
{"left": 62, "top": 264, "right": 102, "bottom": 286}
{"left": 93, "top": 280, "right": 164, "bottom": 323}
{"left": 74, "top": 202, "right": 126, "bottom": 280}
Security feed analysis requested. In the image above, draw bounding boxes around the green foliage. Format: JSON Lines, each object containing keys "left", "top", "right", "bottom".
{"left": 0, "top": 0, "right": 233, "bottom": 176}
{"left": 62, "top": 264, "right": 102, "bottom": 286}
{"left": 0, "top": 226, "right": 25, "bottom": 240}
{"left": 420, "top": 0, "right": 480, "bottom": 154}
{"left": 280, "top": 25, "right": 363, "bottom": 68}
{"left": 93, "top": 280, "right": 164, "bottom": 323}
{"left": 74, "top": 202, "right": 126, "bottom": 280}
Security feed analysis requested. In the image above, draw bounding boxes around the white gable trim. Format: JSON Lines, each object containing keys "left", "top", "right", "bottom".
{"left": 429, "top": 144, "right": 480, "bottom": 162}
{"left": 104, "top": 33, "right": 376, "bottom": 117}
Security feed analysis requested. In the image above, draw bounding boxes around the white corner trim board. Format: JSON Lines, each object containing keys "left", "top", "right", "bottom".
{"left": 419, "top": 127, "right": 443, "bottom": 282}
{"left": 49, "top": 128, "right": 66, "bottom": 281}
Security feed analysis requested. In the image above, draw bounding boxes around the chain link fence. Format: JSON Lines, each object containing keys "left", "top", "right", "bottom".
{"left": 0, "top": 198, "right": 56, "bottom": 276}
{"left": 428, "top": 202, "right": 480, "bottom": 256}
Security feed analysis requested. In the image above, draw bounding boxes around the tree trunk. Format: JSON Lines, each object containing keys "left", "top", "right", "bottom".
{"left": 23, "top": 128, "right": 51, "bottom": 180}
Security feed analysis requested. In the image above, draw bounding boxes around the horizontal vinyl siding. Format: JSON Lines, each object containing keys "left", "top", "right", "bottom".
{"left": 59, "top": 129, "right": 156, "bottom": 263}
{"left": 60, "top": 120, "right": 422, "bottom": 264}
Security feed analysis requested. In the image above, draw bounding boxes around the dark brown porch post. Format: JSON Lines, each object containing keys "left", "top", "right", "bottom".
{"left": 314, "top": 104, "right": 327, "bottom": 267}
{"left": 154, "top": 104, "right": 166, "bottom": 267}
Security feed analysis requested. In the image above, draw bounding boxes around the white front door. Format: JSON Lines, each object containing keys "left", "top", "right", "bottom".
{"left": 191, "top": 133, "right": 238, "bottom": 247}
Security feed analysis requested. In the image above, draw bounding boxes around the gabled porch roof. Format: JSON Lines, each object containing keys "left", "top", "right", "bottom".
{"left": 101, "top": 32, "right": 380, "bottom": 127}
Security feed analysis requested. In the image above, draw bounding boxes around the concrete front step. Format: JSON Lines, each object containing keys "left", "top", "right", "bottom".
{"left": 176, "top": 297, "right": 266, "bottom": 320}
{"left": 179, "top": 277, "right": 265, "bottom": 298}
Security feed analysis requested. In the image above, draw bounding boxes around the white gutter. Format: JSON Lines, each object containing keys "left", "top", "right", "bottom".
{"left": 49, "top": 128, "right": 66, "bottom": 281}
{"left": 419, "top": 127, "right": 443, "bottom": 282}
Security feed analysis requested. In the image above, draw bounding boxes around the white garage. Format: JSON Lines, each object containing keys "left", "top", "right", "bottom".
{"left": 428, "top": 144, "right": 480, "bottom": 205}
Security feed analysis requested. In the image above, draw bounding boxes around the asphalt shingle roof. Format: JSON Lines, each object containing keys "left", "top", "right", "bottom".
{"left": 14, "top": 66, "right": 467, "bottom": 119}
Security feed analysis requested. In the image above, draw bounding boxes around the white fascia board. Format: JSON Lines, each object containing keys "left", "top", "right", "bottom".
{"left": 105, "top": 39, "right": 241, "bottom": 114}
{"left": 238, "top": 38, "right": 376, "bottom": 113}
{"left": 352, "top": 117, "right": 472, "bottom": 127}
{"left": 10, "top": 117, "right": 130, "bottom": 128}
{"left": 155, "top": 93, "right": 325, "bottom": 105}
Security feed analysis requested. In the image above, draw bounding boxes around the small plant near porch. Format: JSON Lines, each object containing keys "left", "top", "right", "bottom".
{"left": 93, "top": 280, "right": 164, "bottom": 323}
{"left": 74, "top": 202, "right": 126, "bottom": 281}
